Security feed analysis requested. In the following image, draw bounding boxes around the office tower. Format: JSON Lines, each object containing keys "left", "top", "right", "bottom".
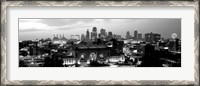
{"left": 91, "top": 27, "right": 97, "bottom": 41}
{"left": 134, "top": 30, "right": 138, "bottom": 40}
{"left": 86, "top": 29, "right": 90, "bottom": 42}
{"left": 145, "top": 32, "right": 161, "bottom": 43}
{"left": 81, "top": 34, "right": 85, "bottom": 42}
{"left": 107, "top": 31, "right": 113, "bottom": 41}
{"left": 138, "top": 33, "right": 142, "bottom": 40}
{"left": 116, "top": 35, "right": 122, "bottom": 41}
{"left": 126, "top": 31, "right": 132, "bottom": 39}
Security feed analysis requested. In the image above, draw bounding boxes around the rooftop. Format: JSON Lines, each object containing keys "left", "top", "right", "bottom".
{"left": 76, "top": 44, "right": 107, "bottom": 49}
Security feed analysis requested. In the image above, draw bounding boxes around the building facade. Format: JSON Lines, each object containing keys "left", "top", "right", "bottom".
{"left": 91, "top": 27, "right": 98, "bottom": 42}
{"left": 145, "top": 32, "right": 161, "bottom": 43}
{"left": 107, "top": 31, "right": 113, "bottom": 41}
{"left": 81, "top": 34, "right": 85, "bottom": 42}
{"left": 52, "top": 34, "right": 67, "bottom": 44}
{"left": 134, "top": 30, "right": 138, "bottom": 40}
{"left": 137, "top": 33, "right": 142, "bottom": 41}
{"left": 99, "top": 28, "right": 107, "bottom": 41}
{"left": 126, "top": 31, "right": 132, "bottom": 39}
{"left": 75, "top": 45, "right": 110, "bottom": 65}
{"left": 86, "top": 29, "right": 90, "bottom": 42}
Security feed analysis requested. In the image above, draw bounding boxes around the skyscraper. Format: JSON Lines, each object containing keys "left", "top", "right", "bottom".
{"left": 145, "top": 32, "right": 161, "bottom": 43}
{"left": 81, "top": 34, "right": 85, "bottom": 42}
{"left": 137, "top": 33, "right": 142, "bottom": 40}
{"left": 91, "top": 27, "right": 97, "bottom": 41}
{"left": 86, "top": 29, "right": 90, "bottom": 42}
{"left": 100, "top": 28, "right": 107, "bottom": 41}
{"left": 107, "top": 31, "right": 113, "bottom": 41}
{"left": 126, "top": 31, "right": 132, "bottom": 39}
{"left": 98, "top": 33, "right": 101, "bottom": 38}
{"left": 108, "top": 31, "right": 112, "bottom": 36}
{"left": 134, "top": 30, "right": 138, "bottom": 40}
{"left": 116, "top": 35, "right": 122, "bottom": 41}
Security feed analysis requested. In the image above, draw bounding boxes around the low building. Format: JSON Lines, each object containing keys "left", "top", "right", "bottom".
{"left": 62, "top": 56, "right": 76, "bottom": 67}
{"left": 51, "top": 51, "right": 76, "bottom": 67}
{"left": 108, "top": 55, "right": 125, "bottom": 63}
{"left": 19, "top": 56, "right": 45, "bottom": 67}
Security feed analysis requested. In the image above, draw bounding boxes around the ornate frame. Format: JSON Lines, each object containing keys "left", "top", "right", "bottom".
{"left": 1, "top": 0, "right": 199, "bottom": 86}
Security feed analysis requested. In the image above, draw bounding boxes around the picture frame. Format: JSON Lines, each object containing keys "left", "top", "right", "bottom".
{"left": 1, "top": 0, "right": 199, "bottom": 86}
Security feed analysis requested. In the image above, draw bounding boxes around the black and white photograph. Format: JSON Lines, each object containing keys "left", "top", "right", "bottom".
{"left": 19, "top": 18, "right": 181, "bottom": 67}
{"left": 2, "top": 0, "right": 198, "bottom": 85}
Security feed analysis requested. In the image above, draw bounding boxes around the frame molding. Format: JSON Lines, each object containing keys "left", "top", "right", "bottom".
{"left": 1, "top": 1, "right": 199, "bottom": 86}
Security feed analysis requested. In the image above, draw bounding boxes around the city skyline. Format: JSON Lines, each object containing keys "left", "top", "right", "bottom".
{"left": 19, "top": 18, "right": 181, "bottom": 41}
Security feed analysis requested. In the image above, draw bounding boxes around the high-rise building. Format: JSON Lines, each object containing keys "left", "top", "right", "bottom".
{"left": 108, "top": 31, "right": 112, "bottom": 36}
{"left": 91, "top": 27, "right": 97, "bottom": 41}
{"left": 107, "top": 31, "right": 113, "bottom": 41}
{"left": 100, "top": 28, "right": 107, "bottom": 41}
{"left": 116, "top": 35, "right": 122, "bottom": 41}
{"left": 86, "top": 29, "right": 90, "bottom": 42}
{"left": 137, "top": 33, "right": 142, "bottom": 40}
{"left": 134, "top": 30, "right": 138, "bottom": 40}
{"left": 113, "top": 34, "right": 117, "bottom": 39}
{"left": 81, "top": 34, "right": 85, "bottom": 42}
{"left": 98, "top": 33, "right": 101, "bottom": 38}
{"left": 145, "top": 32, "right": 161, "bottom": 43}
{"left": 126, "top": 31, "right": 132, "bottom": 39}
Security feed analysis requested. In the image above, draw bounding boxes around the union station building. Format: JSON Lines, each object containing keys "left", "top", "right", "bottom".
{"left": 74, "top": 44, "right": 110, "bottom": 65}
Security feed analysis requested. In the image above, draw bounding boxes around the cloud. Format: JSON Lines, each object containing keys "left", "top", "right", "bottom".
{"left": 37, "top": 19, "right": 96, "bottom": 26}
{"left": 19, "top": 28, "right": 47, "bottom": 32}
{"left": 19, "top": 21, "right": 52, "bottom": 30}
{"left": 19, "top": 18, "right": 181, "bottom": 41}
{"left": 19, "top": 19, "right": 100, "bottom": 32}
{"left": 19, "top": 19, "right": 41, "bottom": 23}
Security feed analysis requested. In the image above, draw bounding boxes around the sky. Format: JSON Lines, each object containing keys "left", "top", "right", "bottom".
{"left": 19, "top": 18, "right": 181, "bottom": 41}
